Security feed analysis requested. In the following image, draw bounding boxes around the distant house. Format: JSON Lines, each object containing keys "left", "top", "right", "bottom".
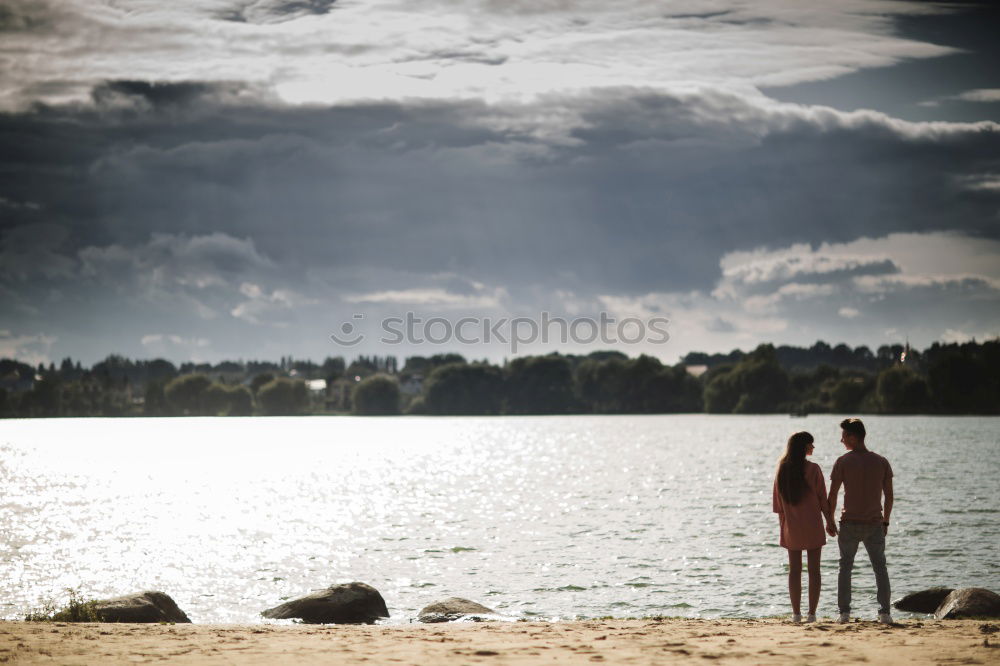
{"left": 400, "top": 374, "right": 424, "bottom": 395}
{"left": 0, "top": 370, "right": 36, "bottom": 392}
{"left": 306, "top": 379, "right": 327, "bottom": 395}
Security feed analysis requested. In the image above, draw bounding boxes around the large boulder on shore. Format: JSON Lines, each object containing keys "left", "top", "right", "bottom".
{"left": 935, "top": 588, "right": 1000, "bottom": 619}
{"left": 54, "top": 591, "right": 191, "bottom": 623}
{"left": 418, "top": 597, "right": 497, "bottom": 623}
{"left": 262, "top": 582, "right": 389, "bottom": 624}
{"left": 894, "top": 587, "right": 954, "bottom": 614}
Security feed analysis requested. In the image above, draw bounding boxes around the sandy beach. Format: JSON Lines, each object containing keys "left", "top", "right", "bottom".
{"left": 2, "top": 617, "right": 997, "bottom": 664}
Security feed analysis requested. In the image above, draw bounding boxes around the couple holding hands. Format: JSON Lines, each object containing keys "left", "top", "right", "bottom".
{"left": 772, "top": 418, "right": 894, "bottom": 623}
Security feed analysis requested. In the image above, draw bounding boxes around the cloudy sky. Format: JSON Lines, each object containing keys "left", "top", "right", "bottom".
{"left": 1, "top": 0, "right": 999, "bottom": 365}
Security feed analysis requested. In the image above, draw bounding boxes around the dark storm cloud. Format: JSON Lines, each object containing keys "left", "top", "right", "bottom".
{"left": 2, "top": 70, "right": 1000, "bottom": 362}
{"left": 0, "top": 0, "right": 337, "bottom": 30}
{"left": 0, "top": 2, "right": 46, "bottom": 32}
{"left": 3, "top": 0, "right": 1000, "bottom": 364}
{"left": 77, "top": 232, "right": 274, "bottom": 288}
{"left": 90, "top": 81, "right": 263, "bottom": 110}
{"left": 218, "top": 0, "right": 338, "bottom": 24}
{"left": 2, "top": 82, "right": 999, "bottom": 303}
{"left": 0, "top": 223, "right": 76, "bottom": 282}
{"left": 565, "top": 92, "right": 1000, "bottom": 250}
{"left": 0, "top": 0, "right": 72, "bottom": 35}
{"left": 421, "top": 50, "right": 509, "bottom": 67}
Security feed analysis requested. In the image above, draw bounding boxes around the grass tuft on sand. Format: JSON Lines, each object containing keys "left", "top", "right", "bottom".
{"left": 23, "top": 588, "right": 100, "bottom": 623}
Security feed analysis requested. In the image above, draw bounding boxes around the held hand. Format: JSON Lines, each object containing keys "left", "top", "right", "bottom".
{"left": 826, "top": 522, "right": 838, "bottom": 537}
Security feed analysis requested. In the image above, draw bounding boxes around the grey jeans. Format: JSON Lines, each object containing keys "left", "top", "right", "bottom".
{"left": 837, "top": 521, "right": 891, "bottom": 614}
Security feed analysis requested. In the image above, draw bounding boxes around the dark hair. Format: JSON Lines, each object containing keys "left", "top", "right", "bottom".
{"left": 840, "top": 418, "right": 866, "bottom": 439}
{"left": 776, "top": 431, "right": 814, "bottom": 505}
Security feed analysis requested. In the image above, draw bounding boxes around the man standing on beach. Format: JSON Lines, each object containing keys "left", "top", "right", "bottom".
{"left": 828, "top": 418, "right": 894, "bottom": 624}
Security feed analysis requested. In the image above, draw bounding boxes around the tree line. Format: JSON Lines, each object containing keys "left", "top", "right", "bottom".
{"left": 1, "top": 339, "right": 997, "bottom": 418}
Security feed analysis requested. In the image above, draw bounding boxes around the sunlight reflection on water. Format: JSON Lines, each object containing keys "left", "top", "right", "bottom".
{"left": 1, "top": 415, "right": 997, "bottom": 622}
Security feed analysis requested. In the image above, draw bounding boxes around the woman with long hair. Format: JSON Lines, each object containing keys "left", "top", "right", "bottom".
{"left": 772, "top": 431, "right": 837, "bottom": 622}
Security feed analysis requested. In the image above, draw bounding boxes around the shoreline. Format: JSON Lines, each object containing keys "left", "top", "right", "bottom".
{"left": 3, "top": 617, "right": 997, "bottom": 664}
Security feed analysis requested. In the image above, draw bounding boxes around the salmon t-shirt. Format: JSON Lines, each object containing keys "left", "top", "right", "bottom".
{"left": 772, "top": 461, "right": 829, "bottom": 551}
{"left": 830, "top": 449, "right": 893, "bottom": 524}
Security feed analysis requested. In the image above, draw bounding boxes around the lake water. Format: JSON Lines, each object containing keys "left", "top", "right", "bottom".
{"left": 1, "top": 415, "right": 997, "bottom": 623}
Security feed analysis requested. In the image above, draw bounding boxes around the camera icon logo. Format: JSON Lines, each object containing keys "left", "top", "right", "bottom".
{"left": 330, "top": 313, "right": 365, "bottom": 346}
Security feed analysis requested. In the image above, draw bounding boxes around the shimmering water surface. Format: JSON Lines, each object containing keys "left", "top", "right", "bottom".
{"left": 1, "top": 415, "right": 997, "bottom": 622}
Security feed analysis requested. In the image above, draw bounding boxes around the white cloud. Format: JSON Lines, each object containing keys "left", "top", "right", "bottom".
{"left": 552, "top": 289, "right": 599, "bottom": 317}
{"left": 592, "top": 231, "right": 1000, "bottom": 359}
{"left": 838, "top": 307, "right": 861, "bottom": 319}
{"left": 743, "top": 283, "right": 837, "bottom": 314}
{"left": 940, "top": 328, "right": 1000, "bottom": 344}
{"left": 941, "top": 328, "right": 971, "bottom": 344}
{"left": 138, "top": 333, "right": 212, "bottom": 363}
{"left": 715, "top": 234, "right": 1000, "bottom": 312}
{"left": 919, "top": 88, "right": 1000, "bottom": 109}
{"left": 141, "top": 334, "right": 210, "bottom": 348}
{"left": 597, "top": 290, "right": 790, "bottom": 358}
{"left": 958, "top": 175, "right": 1000, "bottom": 192}
{"left": 853, "top": 273, "right": 1000, "bottom": 294}
{"left": 717, "top": 246, "right": 898, "bottom": 292}
{"left": 230, "top": 282, "right": 313, "bottom": 325}
{"left": 0, "top": 331, "right": 57, "bottom": 366}
{"left": 346, "top": 287, "right": 506, "bottom": 309}
{"left": 948, "top": 89, "right": 1000, "bottom": 104}
{"left": 720, "top": 232, "right": 1000, "bottom": 292}
{"left": 0, "top": 0, "right": 960, "bottom": 110}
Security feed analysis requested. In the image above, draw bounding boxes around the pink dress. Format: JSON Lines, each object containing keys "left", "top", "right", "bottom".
{"left": 772, "top": 461, "right": 828, "bottom": 551}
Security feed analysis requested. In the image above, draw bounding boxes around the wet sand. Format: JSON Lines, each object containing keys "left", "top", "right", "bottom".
{"left": 2, "top": 617, "right": 997, "bottom": 664}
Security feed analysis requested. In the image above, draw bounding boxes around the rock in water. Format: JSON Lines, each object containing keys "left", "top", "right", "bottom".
{"left": 418, "top": 597, "right": 497, "bottom": 623}
{"left": 262, "top": 582, "right": 389, "bottom": 624}
{"left": 894, "top": 587, "right": 954, "bottom": 614}
{"left": 935, "top": 588, "right": 1000, "bottom": 619}
{"left": 54, "top": 591, "right": 192, "bottom": 623}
